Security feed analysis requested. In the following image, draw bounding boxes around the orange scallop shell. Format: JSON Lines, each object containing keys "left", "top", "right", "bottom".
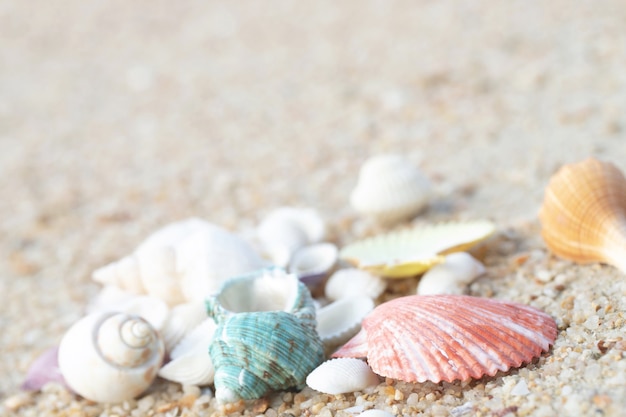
{"left": 332, "top": 295, "right": 557, "bottom": 383}
{"left": 539, "top": 157, "right": 626, "bottom": 273}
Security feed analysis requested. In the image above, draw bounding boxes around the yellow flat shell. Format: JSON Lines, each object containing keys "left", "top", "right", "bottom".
{"left": 340, "top": 220, "right": 496, "bottom": 278}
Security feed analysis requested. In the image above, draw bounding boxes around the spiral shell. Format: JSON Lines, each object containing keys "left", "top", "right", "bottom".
{"left": 92, "top": 218, "right": 266, "bottom": 306}
{"left": 539, "top": 158, "right": 626, "bottom": 273}
{"left": 350, "top": 154, "right": 433, "bottom": 225}
{"left": 58, "top": 312, "right": 164, "bottom": 403}
{"left": 206, "top": 268, "right": 325, "bottom": 403}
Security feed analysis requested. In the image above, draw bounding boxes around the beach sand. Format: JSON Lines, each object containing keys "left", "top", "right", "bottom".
{"left": 2, "top": 1, "right": 626, "bottom": 415}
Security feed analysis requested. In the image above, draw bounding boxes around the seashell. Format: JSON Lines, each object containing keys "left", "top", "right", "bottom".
{"left": 332, "top": 295, "right": 557, "bottom": 383}
{"left": 350, "top": 154, "right": 433, "bottom": 225}
{"left": 158, "top": 318, "right": 217, "bottom": 386}
{"left": 58, "top": 312, "right": 164, "bottom": 403}
{"left": 289, "top": 243, "right": 338, "bottom": 289}
{"left": 92, "top": 218, "right": 266, "bottom": 306}
{"left": 324, "top": 268, "right": 387, "bottom": 301}
{"left": 87, "top": 286, "right": 170, "bottom": 331}
{"left": 316, "top": 296, "right": 374, "bottom": 347}
{"left": 359, "top": 410, "right": 396, "bottom": 417}
{"left": 256, "top": 207, "right": 326, "bottom": 267}
{"left": 416, "top": 252, "right": 485, "bottom": 295}
{"left": 160, "top": 301, "right": 207, "bottom": 354}
{"left": 539, "top": 158, "right": 626, "bottom": 273}
{"left": 306, "top": 358, "right": 380, "bottom": 395}
{"left": 340, "top": 220, "right": 496, "bottom": 278}
{"left": 20, "top": 346, "right": 67, "bottom": 391}
{"left": 206, "top": 268, "right": 325, "bottom": 403}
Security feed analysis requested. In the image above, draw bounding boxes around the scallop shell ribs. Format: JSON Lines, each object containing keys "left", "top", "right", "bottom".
{"left": 539, "top": 157, "right": 626, "bottom": 273}
{"left": 332, "top": 295, "right": 557, "bottom": 383}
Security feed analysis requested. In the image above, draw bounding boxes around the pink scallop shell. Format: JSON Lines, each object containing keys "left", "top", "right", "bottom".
{"left": 332, "top": 295, "right": 557, "bottom": 383}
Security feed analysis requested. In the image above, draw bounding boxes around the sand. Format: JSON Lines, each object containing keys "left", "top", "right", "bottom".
{"left": 2, "top": 1, "right": 626, "bottom": 416}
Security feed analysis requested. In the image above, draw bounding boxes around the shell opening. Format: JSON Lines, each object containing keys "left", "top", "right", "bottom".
{"left": 216, "top": 270, "right": 299, "bottom": 313}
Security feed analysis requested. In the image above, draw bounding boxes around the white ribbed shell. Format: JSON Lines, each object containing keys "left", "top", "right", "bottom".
{"left": 306, "top": 358, "right": 380, "bottom": 395}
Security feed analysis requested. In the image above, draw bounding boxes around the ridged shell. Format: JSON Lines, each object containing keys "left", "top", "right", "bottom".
{"left": 92, "top": 218, "right": 266, "bottom": 306}
{"left": 333, "top": 295, "right": 557, "bottom": 383}
{"left": 306, "top": 358, "right": 380, "bottom": 395}
{"left": 324, "top": 268, "right": 387, "bottom": 301}
{"left": 58, "top": 312, "right": 164, "bottom": 403}
{"left": 340, "top": 220, "right": 496, "bottom": 278}
{"left": 158, "top": 318, "right": 217, "bottom": 386}
{"left": 350, "top": 154, "right": 433, "bottom": 225}
{"left": 539, "top": 158, "right": 626, "bottom": 273}
{"left": 206, "top": 268, "right": 325, "bottom": 403}
{"left": 160, "top": 301, "right": 207, "bottom": 354}
{"left": 289, "top": 243, "right": 338, "bottom": 288}
{"left": 256, "top": 207, "right": 326, "bottom": 267}
{"left": 316, "top": 296, "right": 374, "bottom": 347}
{"left": 416, "top": 252, "right": 485, "bottom": 295}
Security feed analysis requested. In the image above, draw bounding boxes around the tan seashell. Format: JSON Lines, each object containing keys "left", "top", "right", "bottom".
{"left": 333, "top": 295, "right": 557, "bottom": 383}
{"left": 539, "top": 157, "right": 626, "bottom": 273}
{"left": 58, "top": 312, "right": 164, "bottom": 403}
{"left": 350, "top": 154, "right": 433, "bottom": 225}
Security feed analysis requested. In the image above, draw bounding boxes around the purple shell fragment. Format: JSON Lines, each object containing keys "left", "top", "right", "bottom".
{"left": 21, "top": 346, "right": 68, "bottom": 391}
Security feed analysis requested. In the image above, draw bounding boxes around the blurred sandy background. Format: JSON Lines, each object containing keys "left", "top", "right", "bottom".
{"left": 3, "top": 1, "right": 626, "bottom": 416}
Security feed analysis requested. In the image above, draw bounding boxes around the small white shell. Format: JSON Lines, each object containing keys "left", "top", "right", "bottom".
{"left": 157, "top": 318, "right": 218, "bottom": 387}
{"left": 289, "top": 243, "right": 338, "bottom": 288}
{"left": 350, "top": 154, "right": 432, "bottom": 225}
{"left": 160, "top": 301, "right": 207, "bottom": 354}
{"left": 306, "top": 358, "right": 380, "bottom": 395}
{"left": 58, "top": 312, "right": 164, "bottom": 403}
{"left": 359, "top": 410, "right": 396, "bottom": 417}
{"left": 92, "top": 218, "right": 266, "bottom": 306}
{"left": 324, "top": 268, "right": 387, "bottom": 301}
{"left": 417, "top": 252, "right": 485, "bottom": 295}
{"left": 256, "top": 207, "right": 326, "bottom": 267}
{"left": 316, "top": 296, "right": 374, "bottom": 346}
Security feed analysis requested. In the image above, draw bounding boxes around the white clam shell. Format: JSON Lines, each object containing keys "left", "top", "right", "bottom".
{"left": 306, "top": 358, "right": 380, "bottom": 395}
{"left": 92, "top": 218, "right": 266, "bottom": 306}
{"left": 417, "top": 252, "right": 485, "bottom": 295}
{"left": 359, "top": 410, "right": 396, "bottom": 417}
{"left": 58, "top": 312, "right": 164, "bottom": 403}
{"left": 324, "top": 268, "right": 387, "bottom": 301}
{"left": 158, "top": 318, "right": 218, "bottom": 386}
{"left": 350, "top": 154, "right": 432, "bottom": 225}
{"left": 256, "top": 207, "right": 326, "bottom": 266}
{"left": 289, "top": 242, "right": 338, "bottom": 286}
{"left": 160, "top": 301, "right": 207, "bottom": 354}
{"left": 316, "top": 296, "right": 374, "bottom": 346}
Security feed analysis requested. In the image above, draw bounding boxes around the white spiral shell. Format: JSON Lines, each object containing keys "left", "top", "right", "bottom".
{"left": 58, "top": 312, "right": 164, "bottom": 403}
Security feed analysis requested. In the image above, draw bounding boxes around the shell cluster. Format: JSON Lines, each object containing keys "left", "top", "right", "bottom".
{"left": 38, "top": 157, "right": 569, "bottom": 408}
